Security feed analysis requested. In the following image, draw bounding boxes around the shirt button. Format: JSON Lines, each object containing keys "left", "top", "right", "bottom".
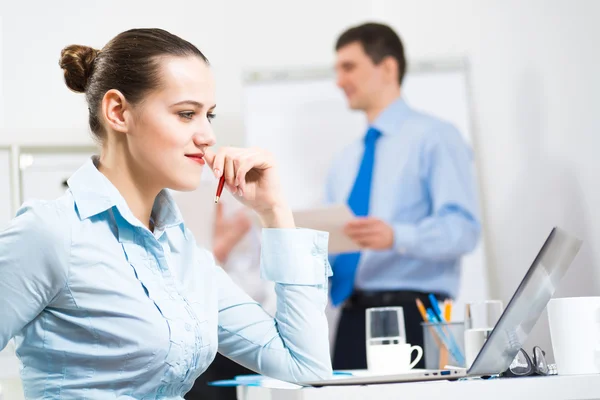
{"left": 185, "top": 323, "right": 192, "bottom": 331}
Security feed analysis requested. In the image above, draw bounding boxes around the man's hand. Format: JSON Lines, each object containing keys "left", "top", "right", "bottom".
{"left": 344, "top": 217, "right": 394, "bottom": 250}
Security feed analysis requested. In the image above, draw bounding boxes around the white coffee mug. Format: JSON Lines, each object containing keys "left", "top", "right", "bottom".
{"left": 464, "top": 328, "right": 492, "bottom": 368}
{"left": 548, "top": 296, "right": 600, "bottom": 375}
{"left": 367, "top": 342, "right": 423, "bottom": 374}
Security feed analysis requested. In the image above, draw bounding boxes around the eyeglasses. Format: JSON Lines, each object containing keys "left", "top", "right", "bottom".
{"left": 502, "top": 346, "right": 556, "bottom": 377}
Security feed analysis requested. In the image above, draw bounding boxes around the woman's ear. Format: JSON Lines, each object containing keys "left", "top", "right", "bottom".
{"left": 101, "top": 89, "right": 131, "bottom": 134}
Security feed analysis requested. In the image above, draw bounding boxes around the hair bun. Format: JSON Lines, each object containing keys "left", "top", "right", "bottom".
{"left": 59, "top": 45, "right": 99, "bottom": 93}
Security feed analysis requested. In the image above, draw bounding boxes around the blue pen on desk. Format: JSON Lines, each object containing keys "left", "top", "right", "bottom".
{"left": 209, "top": 379, "right": 261, "bottom": 387}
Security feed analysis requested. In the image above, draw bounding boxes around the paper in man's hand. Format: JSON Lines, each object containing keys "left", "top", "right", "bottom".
{"left": 293, "top": 204, "right": 359, "bottom": 254}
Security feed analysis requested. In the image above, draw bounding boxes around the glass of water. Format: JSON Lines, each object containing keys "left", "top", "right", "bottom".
{"left": 464, "top": 300, "right": 503, "bottom": 330}
{"left": 366, "top": 307, "right": 411, "bottom": 373}
{"left": 464, "top": 300, "right": 504, "bottom": 367}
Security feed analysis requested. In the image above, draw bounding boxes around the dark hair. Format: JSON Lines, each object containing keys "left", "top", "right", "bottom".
{"left": 335, "top": 22, "right": 406, "bottom": 85}
{"left": 59, "top": 28, "right": 208, "bottom": 141}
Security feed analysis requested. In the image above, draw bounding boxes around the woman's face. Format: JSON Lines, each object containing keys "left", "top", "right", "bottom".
{"left": 125, "top": 55, "right": 217, "bottom": 192}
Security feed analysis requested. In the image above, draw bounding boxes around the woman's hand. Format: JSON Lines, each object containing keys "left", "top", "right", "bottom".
{"left": 204, "top": 147, "right": 295, "bottom": 228}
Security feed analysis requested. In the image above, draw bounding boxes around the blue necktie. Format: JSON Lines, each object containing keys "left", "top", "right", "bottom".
{"left": 330, "top": 127, "right": 381, "bottom": 306}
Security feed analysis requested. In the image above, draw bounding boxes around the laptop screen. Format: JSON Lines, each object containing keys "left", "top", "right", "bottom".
{"left": 468, "top": 227, "right": 583, "bottom": 375}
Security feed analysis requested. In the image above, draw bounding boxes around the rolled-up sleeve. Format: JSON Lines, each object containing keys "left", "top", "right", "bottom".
{"left": 392, "top": 125, "right": 481, "bottom": 260}
{"left": 260, "top": 228, "right": 330, "bottom": 285}
{"left": 216, "top": 228, "right": 333, "bottom": 383}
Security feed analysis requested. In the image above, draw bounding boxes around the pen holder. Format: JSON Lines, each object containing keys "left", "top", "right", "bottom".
{"left": 421, "top": 321, "right": 466, "bottom": 369}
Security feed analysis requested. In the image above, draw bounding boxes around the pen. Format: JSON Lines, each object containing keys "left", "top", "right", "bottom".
{"left": 444, "top": 300, "right": 452, "bottom": 322}
{"left": 428, "top": 294, "right": 445, "bottom": 322}
{"left": 215, "top": 175, "right": 225, "bottom": 203}
{"left": 416, "top": 299, "right": 429, "bottom": 322}
{"left": 426, "top": 308, "right": 440, "bottom": 323}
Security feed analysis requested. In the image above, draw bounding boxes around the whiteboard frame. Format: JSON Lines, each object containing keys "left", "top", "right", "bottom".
{"left": 241, "top": 57, "right": 492, "bottom": 301}
{"left": 14, "top": 144, "right": 98, "bottom": 209}
{"left": 0, "top": 144, "right": 21, "bottom": 219}
{"left": 243, "top": 57, "right": 470, "bottom": 83}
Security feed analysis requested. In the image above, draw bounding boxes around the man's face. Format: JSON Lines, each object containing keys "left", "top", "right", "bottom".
{"left": 335, "top": 42, "right": 388, "bottom": 111}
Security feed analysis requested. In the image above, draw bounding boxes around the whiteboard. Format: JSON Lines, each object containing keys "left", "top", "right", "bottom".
{"left": 19, "top": 148, "right": 97, "bottom": 203}
{"left": 242, "top": 60, "right": 490, "bottom": 323}
{"left": 0, "top": 147, "right": 12, "bottom": 228}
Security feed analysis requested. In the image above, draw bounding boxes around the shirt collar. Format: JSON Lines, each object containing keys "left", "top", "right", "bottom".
{"left": 371, "top": 96, "right": 411, "bottom": 136}
{"left": 68, "top": 156, "right": 186, "bottom": 237}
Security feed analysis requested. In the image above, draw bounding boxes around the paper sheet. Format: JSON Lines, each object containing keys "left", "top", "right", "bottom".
{"left": 292, "top": 204, "right": 359, "bottom": 254}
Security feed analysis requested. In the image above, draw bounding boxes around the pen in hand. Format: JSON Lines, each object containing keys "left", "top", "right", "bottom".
{"left": 215, "top": 175, "right": 225, "bottom": 203}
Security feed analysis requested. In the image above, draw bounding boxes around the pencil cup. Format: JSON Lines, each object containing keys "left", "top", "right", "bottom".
{"left": 421, "top": 321, "right": 466, "bottom": 369}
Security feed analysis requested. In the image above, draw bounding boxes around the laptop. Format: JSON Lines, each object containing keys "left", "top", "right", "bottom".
{"left": 300, "top": 226, "right": 583, "bottom": 386}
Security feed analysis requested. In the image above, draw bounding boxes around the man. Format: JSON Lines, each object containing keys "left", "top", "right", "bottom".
{"left": 327, "top": 22, "right": 481, "bottom": 370}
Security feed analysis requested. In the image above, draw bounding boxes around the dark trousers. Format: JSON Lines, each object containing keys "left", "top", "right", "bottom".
{"left": 185, "top": 353, "right": 253, "bottom": 400}
{"left": 332, "top": 290, "right": 446, "bottom": 370}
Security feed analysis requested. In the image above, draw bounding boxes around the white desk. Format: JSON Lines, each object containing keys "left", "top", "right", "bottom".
{"left": 238, "top": 374, "right": 600, "bottom": 400}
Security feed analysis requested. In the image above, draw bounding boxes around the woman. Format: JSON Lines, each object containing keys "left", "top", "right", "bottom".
{"left": 0, "top": 28, "right": 332, "bottom": 399}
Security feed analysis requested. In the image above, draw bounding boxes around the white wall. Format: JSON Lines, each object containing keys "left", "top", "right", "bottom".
{"left": 375, "top": 0, "right": 600, "bottom": 357}
{"left": 2, "top": 0, "right": 600, "bottom": 360}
